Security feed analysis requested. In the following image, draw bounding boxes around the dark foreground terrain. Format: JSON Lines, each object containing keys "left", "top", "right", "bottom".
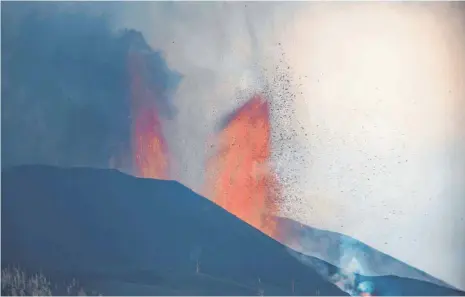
{"left": 2, "top": 165, "right": 464, "bottom": 296}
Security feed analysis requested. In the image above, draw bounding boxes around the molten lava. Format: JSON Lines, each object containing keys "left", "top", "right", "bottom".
{"left": 205, "top": 95, "right": 281, "bottom": 237}
{"left": 128, "top": 51, "right": 170, "bottom": 180}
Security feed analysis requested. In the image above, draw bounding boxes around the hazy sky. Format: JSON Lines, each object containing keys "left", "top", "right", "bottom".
{"left": 115, "top": 2, "right": 465, "bottom": 289}
{"left": 2, "top": 1, "right": 464, "bottom": 290}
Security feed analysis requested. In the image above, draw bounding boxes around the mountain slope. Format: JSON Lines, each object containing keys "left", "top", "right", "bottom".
{"left": 1, "top": 165, "right": 347, "bottom": 296}
{"left": 275, "top": 216, "right": 455, "bottom": 289}
{"left": 2, "top": 166, "right": 463, "bottom": 296}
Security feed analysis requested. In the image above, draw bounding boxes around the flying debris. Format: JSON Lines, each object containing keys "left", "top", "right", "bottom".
{"left": 205, "top": 94, "right": 281, "bottom": 237}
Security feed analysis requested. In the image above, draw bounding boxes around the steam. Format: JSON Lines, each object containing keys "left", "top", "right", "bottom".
{"left": 283, "top": 223, "right": 374, "bottom": 296}
{"left": 286, "top": 246, "right": 372, "bottom": 296}
{"left": 115, "top": 2, "right": 465, "bottom": 290}
{"left": 113, "top": 2, "right": 300, "bottom": 190}
{"left": 3, "top": 1, "right": 465, "bottom": 291}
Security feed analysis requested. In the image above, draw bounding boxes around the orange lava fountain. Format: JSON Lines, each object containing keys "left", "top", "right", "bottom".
{"left": 128, "top": 51, "right": 170, "bottom": 180}
{"left": 205, "top": 95, "right": 281, "bottom": 237}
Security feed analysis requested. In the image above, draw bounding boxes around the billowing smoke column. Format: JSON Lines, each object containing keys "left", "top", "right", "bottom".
{"left": 205, "top": 94, "right": 281, "bottom": 237}
{"left": 127, "top": 51, "right": 170, "bottom": 180}
{"left": 1, "top": 3, "right": 181, "bottom": 179}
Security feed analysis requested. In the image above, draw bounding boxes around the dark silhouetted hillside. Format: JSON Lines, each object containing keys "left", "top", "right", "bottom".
{"left": 2, "top": 166, "right": 464, "bottom": 296}
{"left": 2, "top": 165, "right": 346, "bottom": 296}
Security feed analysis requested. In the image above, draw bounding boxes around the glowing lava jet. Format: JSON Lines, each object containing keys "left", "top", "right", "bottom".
{"left": 128, "top": 51, "right": 170, "bottom": 180}
{"left": 205, "top": 95, "right": 281, "bottom": 237}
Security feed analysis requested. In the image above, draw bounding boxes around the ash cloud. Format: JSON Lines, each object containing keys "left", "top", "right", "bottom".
{"left": 1, "top": 2, "right": 180, "bottom": 170}
{"left": 112, "top": 1, "right": 303, "bottom": 190}
{"left": 2, "top": 1, "right": 464, "bottom": 291}
{"left": 113, "top": 2, "right": 465, "bottom": 290}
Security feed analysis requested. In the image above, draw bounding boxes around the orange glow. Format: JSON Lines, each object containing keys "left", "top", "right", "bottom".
{"left": 205, "top": 95, "right": 280, "bottom": 237}
{"left": 128, "top": 51, "right": 170, "bottom": 180}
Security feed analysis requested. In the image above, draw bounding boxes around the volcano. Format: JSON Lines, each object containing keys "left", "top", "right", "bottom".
{"left": 2, "top": 165, "right": 346, "bottom": 296}
{"left": 2, "top": 166, "right": 464, "bottom": 296}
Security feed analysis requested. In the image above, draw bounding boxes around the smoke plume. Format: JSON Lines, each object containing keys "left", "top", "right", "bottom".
{"left": 1, "top": 2, "right": 180, "bottom": 174}
{"left": 2, "top": 1, "right": 465, "bottom": 290}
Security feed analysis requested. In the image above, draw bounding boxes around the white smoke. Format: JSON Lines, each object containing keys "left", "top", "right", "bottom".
{"left": 112, "top": 2, "right": 300, "bottom": 191}
{"left": 113, "top": 2, "right": 465, "bottom": 290}
{"left": 286, "top": 246, "right": 368, "bottom": 296}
